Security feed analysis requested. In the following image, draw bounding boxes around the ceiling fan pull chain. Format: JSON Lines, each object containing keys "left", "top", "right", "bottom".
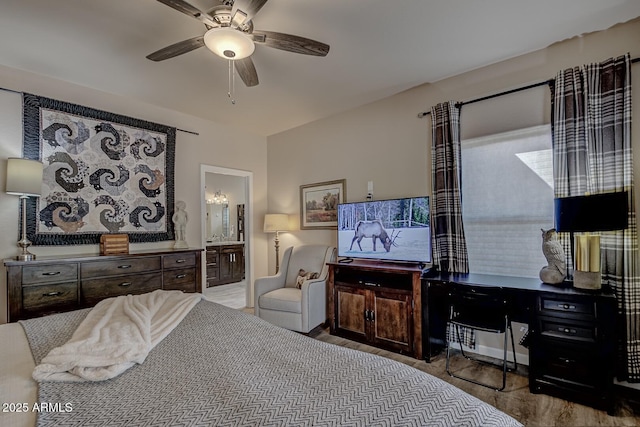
{"left": 228, "top": 60, "right": 236, "bottom": 105}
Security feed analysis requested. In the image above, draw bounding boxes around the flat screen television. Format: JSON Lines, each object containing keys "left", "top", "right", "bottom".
{"left": 337, "top": 196, "right": 432, "bottom": 265}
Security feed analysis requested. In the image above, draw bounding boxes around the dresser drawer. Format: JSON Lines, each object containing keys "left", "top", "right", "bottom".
{"left": 81, "top": 272, "right": 162, "bottom": 304}
{"left": 81, "top": 257, "right": 161, "bottom": 278}
{"left": 163, "top": 252, "right": 197, "bottom": 269}
{"left": 539, "top": 317, "right": 597, "bottom": 343}
{"left": 539, "top": 296, "right": 595, "bottom": 319}
{"left": 163, "top": 267, "right": 197, "bottom": 292}
{"left": 22, "top": 264, "right": 78, "bottom": 284}
{"left": 535, "top": 341, "right": 600, "bottom": 388}
{"left": 22, "top": 282, "right": 78, "bottom": 311}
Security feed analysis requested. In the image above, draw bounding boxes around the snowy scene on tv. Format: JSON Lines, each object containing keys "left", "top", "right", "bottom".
{"left": 337, "top": 197, "right": 432, "bottom": 264}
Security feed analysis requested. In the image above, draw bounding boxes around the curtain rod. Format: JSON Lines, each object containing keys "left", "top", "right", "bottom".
{"left": 0, "top": 86, "right": 200, "bottom": 136}
{"left": 417, "top": 56, "right": 640, "bottom": 118}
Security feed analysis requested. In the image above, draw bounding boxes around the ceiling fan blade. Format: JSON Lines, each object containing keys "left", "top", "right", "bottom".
{"left": 232, "top": 0, "right": 268, "bottom": 24}
{"left": 146, "top": 36, "right": 205, "bottom": 61}
{"left": 156, "top": 0, "right": 217, "bottom": 26}
{"left": 252, "top": 31, "right": 329, "bottom": 56}
{"left": 234, "top": 57, "right": 259, "bottom": 87}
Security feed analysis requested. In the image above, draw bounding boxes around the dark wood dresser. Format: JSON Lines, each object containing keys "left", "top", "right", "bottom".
{"left": 5, "top": 248, "right": 203, "bottom": 322}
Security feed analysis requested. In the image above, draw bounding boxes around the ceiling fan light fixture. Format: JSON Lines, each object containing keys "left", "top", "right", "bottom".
{"left": 204, "top": 27, "right": 255, "bottom": 60}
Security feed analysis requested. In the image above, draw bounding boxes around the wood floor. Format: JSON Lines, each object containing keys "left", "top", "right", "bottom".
{"left": 209, "top": 287, "right": 640, "bottom": 425}
{"left": 202, "top": 281, "right": 246, "bottom": 309}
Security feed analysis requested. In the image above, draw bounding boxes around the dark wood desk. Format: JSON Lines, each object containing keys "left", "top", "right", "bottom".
{"left": 421, "top": 271, "right": 616, "bottom": 413}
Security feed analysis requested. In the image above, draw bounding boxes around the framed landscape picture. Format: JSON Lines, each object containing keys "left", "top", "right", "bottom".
{"left": 300, "top": 179, "right": 346, "bottom": 229}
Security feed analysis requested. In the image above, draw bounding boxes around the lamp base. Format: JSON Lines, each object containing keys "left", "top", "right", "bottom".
{"left": 16, "top": 252, "right": 36, "bottom": 261}
{"left": 573, "top": 270, "right": 601, "bottom": 290}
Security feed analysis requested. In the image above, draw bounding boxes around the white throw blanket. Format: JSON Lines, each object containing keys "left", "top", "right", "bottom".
{"left": 33, "top": 289, "right": 202, "bottom": 382}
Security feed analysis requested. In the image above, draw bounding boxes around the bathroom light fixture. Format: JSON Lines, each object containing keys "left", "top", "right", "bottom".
{"left": 208, "top": 190, "right": 229, "bottom": 205}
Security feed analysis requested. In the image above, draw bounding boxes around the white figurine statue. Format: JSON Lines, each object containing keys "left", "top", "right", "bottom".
{"left": 539, "top": 228, "right": 566, "bottom": 285}
{"left": 172, "top": 200, "right": 188, "bottom": 248}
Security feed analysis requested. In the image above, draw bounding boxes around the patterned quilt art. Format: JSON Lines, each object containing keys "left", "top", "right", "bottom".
{"left": 22, "top": 94, "right": 176, "bottom": 245}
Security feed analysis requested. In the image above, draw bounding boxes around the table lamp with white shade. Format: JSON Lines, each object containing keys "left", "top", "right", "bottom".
{"left": 5, "top": 158, "right": 43, "bottom": 261}
{"left": 263, "top": 213, "right": 290, "bottom": 273}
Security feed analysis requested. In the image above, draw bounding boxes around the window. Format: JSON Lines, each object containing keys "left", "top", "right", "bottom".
{"left": 461, "top": 125, "right": 553, "bottom": 278}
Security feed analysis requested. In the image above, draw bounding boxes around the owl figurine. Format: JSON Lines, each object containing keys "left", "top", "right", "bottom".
{"left": 539, "top": 228, "right": 567, "bottom": 285}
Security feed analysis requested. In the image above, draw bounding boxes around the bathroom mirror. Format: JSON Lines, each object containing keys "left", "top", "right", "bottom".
{"left": 206, "top": 203, "right": 229, "bottom": 241}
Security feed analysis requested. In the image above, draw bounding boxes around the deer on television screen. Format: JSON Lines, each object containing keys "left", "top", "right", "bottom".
{"left": 350, "top": 220, "right": 400, "bottom": 252}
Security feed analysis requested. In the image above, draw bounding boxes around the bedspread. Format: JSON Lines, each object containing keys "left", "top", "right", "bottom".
{"left": 20, "top": 299, "right": 522, "bottom": 427}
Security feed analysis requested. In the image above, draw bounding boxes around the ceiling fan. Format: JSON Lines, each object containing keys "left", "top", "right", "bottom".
{"left": 147, "top": 0, "right": 330, "bottom": 88}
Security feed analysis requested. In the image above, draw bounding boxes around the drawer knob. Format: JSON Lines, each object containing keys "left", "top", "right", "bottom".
{"left": 43, "top": 291, "right": 62, "bottom": 297}
{"left": 559, "top": 327, "right": 577, "bottom": 334}
{"left": 558, "top": 303, "right": 576, "bottom": 310}
{"left": 42, "top": 271, "right": 61, "bottom": 276}
{"left": 175, "top": 259, "right": 186, "bottom": 263}
{"left": 118, "top": 265, "right": 132, "bottom": 269}
{"left": 175, "top": 274, "right": 187, "bottom": 279}
{"left": 118, "top": 282, "right": 132, "bottom": 287}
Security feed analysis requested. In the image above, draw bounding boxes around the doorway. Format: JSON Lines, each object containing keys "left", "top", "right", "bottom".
{"left": 200, "top": 165, "right": 253, "bottom": 308}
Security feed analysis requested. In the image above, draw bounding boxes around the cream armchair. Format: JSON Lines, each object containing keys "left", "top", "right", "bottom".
{"left": 254, "top": 245, "right": 336, "bottom": 333}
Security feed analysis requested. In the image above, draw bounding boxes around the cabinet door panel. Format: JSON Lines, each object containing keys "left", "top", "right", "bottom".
{"left": 336, "top": 286, "right": 367, "bottom": 340}
{"left": 371, "top": 290, "right": 413, "bottom": 354}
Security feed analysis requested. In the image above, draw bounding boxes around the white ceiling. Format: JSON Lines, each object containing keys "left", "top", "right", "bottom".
{"left": 1, "top": 0, "right": 639, "bottom": 137}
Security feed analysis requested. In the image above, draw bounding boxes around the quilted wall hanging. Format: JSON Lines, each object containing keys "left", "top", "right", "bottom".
{"left": 22, "top": 93, "right": 176, "bottom": 245}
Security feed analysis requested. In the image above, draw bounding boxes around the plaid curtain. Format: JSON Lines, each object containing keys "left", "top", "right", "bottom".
{"left": 430, "top": 101, "right": 469, "bottom": 273}
{"left": 552, "top": 53, "right": 640, "bottom": 381}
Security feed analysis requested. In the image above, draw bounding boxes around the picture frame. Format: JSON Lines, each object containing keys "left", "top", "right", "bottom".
{"left": 300, "top": 179, "right": 346, "bottom": 230}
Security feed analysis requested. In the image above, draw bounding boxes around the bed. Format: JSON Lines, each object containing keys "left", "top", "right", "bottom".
{"left": 1, "top": 296, "right": 522, "bottom": 427}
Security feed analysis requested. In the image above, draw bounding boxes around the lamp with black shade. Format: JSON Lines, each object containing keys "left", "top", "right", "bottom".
{"left": 554, "top": 191, "right": 628, "bottom": 290}
{"left": 5, "top": 158, "right": 43, "bottom": 261}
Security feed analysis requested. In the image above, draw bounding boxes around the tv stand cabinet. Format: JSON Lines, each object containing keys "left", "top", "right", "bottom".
{"left": 327, "top": 260, "right": 423, "bottom": 359}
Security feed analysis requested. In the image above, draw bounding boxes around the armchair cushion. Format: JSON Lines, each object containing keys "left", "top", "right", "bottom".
{"left": 295, "top": 269, "right": 319, "bottom": 289}
{"left": 258, "top": 288, "right": 301, "bottom": 313}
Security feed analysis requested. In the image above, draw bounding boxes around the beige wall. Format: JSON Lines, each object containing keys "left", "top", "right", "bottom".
{"left": 0, "top": 64, "right": 269, "bottom": 323}
{"left": 266, "top": 17, "right": 640, "bottom": 270}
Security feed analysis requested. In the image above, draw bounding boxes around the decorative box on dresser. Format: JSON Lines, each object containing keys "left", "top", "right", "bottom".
{"left": 5, "top": 248, "right": 202, "bottom": 322}
{"left": 327, "top": 260, "right": 423, "bottom": 359}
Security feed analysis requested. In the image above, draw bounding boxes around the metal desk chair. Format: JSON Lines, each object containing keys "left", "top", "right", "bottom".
{"left": 445, "top": 284, "right": 517, "bottom": 391}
